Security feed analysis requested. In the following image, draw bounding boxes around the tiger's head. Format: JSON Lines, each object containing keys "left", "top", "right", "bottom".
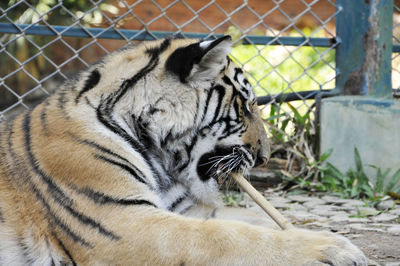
{"left": 77, "top": 36, "right": 269, "bottom": 198}
{"left": 161, "top": 37, "right": 269, "bottom": 180}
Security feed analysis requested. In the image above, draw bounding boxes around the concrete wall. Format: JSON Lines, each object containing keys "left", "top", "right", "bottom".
{"left": 320, "top": 96, "right": 400, "bottom": 182}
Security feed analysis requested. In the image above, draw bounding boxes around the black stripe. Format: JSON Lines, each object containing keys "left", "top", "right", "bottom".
{"left": 233, "top": 67, "right": 243, "bottom": 82}
{"left": 160, "top": 125, "right": 194, "bottom": 148}
{"left": 319, "top": 260, "right": 334, "bottom": 266}
{"left": 0, "top": 207, "right": 4, "bottom": 223}
{"left": 57, "top": 90, "right": 70, "bottom": 119}
{"left": 176, "top": 136, "right": 198, "bottom": 174}
{"left": 131, "top": 113, "right": 153, "bottom": 149}
{"left": 179, "top": 205, "right": 193, "bottom": 215}
{"left": 182, "top": 133, "right": 199, "bottom": 166}
{"left": 75, "top": 69, "right": 101, "bottom": 103}
{"left": 40, "top": 99, "right": 51, "bottom": 134}
{"left": 222, "top": 75, "right": 234, "bottom": 87}
{"left": 84, "top": 96, "right": 96, "bottom": 109}
{"left": 210, "top": 208, "right": 217, "bottom": 219}
{"left": 23, "top": 113, "right": 120, "bottom": 242}
{"left": 193, "top": 89, "right": 201, "bottom": 125}
{"left": 69, "top": 134, "right": 130, "bottom": 164}
{"left": 4, "top": 119, "right": 91, "bottom": 247}
{"left": 146, "top": 39, "right": 171, "bottom": 56}
{"left": 96, "top": 40, "right": 171, "bottom": 190}
{"left": 200, "top": 88, "right": 215, "bottom": 123}
{"left": 210, "top": 85, "right": 226, "bottom": 123}
{"left": 52, "top": 232, "right": 77, "bottom": 266}
{"left": 114, "top": 39, "right": 171, "bottom": 106}
{"left": 73, "top": 187, "right": 157, "bottom": 207}
{"left": 18, "top": 238, "right": 33, "bottom": 265}
{"left": 94, "top": 154, "right": 148, "bottom": 185}
{"left": 218, "top": 124, "right": 245, "bottom": 141}
{"left": 69, "top": 134, "right": 151, "bottom": 188}
{"left": 230, "top": 94, "right": 240, "bottom": 122}
{"left": 29, "top": 182, "right": 92, "bottom": 247}
{"left": 168, "top": 193, "right": 188, "bottom": 211}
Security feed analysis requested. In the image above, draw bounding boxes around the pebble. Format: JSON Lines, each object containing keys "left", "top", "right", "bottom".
{"left": 385, "top": 262, "right": 400, "bottom": 266}
{"left": 366, "top": 259, "right": 380, "bottom": 266}
{"left": 336, "top": 204, "right": 361, "bottom": 212}
{"left": 376, "top": 199, "right": 396, "bottom": 210}
{"left": 345, "top": 216, "right": 371, "bottom": 223}
{"left": 321, "top": 195, "right": 349, "bottom": 205}
{"left": 230, "top": 191, "right": 400, "bottom": 239}
{"left": 265, "top": 195, "right": 291, "bottom": 203}
{"left": 387, "top": 225, "right": 400, "bottom": 235}
{"left": 345, "top": 223, "right": 368, "bottom": 231}
{"left": 287, "top": 195, "right": 314, "bottom": 203}
{"left": 302, "top": 198, "right": 326, "bottom": 208}
{"left": 261, "top": 193, "right": 400, "bottom": 264}
{"left": 287, "top": 203, "right": 308, "bottom": 211}
{"left": 388, "top": 208, "right": 400, "bottom": 216}
{"left": 283, "top": 210, "right": 323, "bottom": 222}
{"left": 346, "top": 223, "right": 385, "bottom": 232}
{"left": 329, "top": 213, "right": 370, "bottom": 223}
{"left": 356, "top": 207, "right": 380, "bottom": 217}
{"left": 371, "top": 213, "right": 398, "bottom": 223}
{"left": 309, "top": 207, "right": 343, "bottom": 217}
{"left": 369, "top": 223, "right": 393, "bottom": 228}
{"left": 341, "top": 199, "right": 366, "bottom": 208}
{"left": 329, "top": 213, "right": 352, "bottom": 223}
{"left": 267, "top": 200, "right": 291, "bottom": 209}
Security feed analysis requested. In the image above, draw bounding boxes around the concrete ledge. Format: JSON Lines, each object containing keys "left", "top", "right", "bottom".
{"left": 320, "top": 96, "right": 400, "bottom": 181}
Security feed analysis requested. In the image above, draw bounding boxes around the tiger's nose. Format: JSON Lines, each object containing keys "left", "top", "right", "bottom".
{"left": 254, "top": 152, "right": 268, "bottom": 168}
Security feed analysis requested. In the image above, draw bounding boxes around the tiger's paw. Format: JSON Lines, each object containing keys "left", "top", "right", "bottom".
{"left": 283, "top": 229, "right": 367, "bottom": 266}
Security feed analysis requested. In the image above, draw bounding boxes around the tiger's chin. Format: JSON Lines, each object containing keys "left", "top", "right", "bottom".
{"left": 196, "top": 145, "right": 254, "bottom": 183}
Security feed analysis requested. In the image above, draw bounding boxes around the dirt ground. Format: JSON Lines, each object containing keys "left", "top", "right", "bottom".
{"left": 301, "top": 224, "right": 400, "bottom": 265}
{"left": 230, "top": 190, "right": 400, "bottom": 266}
{"left": 349, "top": 231, "right": 400, "bottom": 265}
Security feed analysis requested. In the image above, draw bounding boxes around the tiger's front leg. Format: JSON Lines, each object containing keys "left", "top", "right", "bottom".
{"left": 72, "top": 206, "right": 366, "bottom": 265}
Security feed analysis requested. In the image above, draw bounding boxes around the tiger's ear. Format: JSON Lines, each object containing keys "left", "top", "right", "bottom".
{"left": 165, "top": 36, "right": 232, "bottom": 83}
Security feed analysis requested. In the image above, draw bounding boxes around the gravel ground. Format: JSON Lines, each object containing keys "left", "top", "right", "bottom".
{"left": 225, "top": 191, "right": 400, "bottom": 265}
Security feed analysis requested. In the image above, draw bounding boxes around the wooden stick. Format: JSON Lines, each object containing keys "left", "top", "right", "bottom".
{"left": 231, "top": 172, "right": 294, "bottom": 230}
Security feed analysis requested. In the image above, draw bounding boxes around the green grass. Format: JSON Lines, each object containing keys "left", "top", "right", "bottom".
{"left": 282, "top": 147, "right": 400, "bottom": 203}
{"left": 230, "top": 43, "right": 335, "bottom": 97}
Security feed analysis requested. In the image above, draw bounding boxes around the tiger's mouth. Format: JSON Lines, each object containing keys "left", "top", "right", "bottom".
{"left": 196, "top": 145, "right": 254, "bottom": 183}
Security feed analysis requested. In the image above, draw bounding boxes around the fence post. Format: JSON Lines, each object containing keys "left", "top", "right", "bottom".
{"left": 336, "top": 0, "right": 393, "bottom": 98}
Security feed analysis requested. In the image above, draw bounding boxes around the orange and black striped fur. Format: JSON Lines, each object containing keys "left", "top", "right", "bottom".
{"left": 0, "top": 37, "right": 366, "bottom": 265}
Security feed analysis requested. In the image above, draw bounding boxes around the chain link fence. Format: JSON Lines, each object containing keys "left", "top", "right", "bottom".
{"left": 1, "top": 0, "right": 396, "bottom": 173}
{"left": 0, "top": 0, "right": 338, "bottom": 120}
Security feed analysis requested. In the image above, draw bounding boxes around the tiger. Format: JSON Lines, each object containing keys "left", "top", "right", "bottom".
{"left": 0, "top": 36, "right": 367, "bottom": 265}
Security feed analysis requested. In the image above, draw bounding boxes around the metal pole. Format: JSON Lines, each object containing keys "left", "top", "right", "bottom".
{"left": 336, "top": 0, "right": 393, "bottom": 98}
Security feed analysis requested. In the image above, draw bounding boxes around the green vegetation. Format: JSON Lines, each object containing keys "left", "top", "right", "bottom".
{"left": 282, "top": 147, "right": 400, "bottom": 203}
{"left": 230, "top": 44, "right": 335, "bottom": 96}
{"left": 226, "top": 30, "right": 399, "bottom": 205}
{"left": 2, "top": 0, "right": 117, "bottom": 26}
{"left": 265, "top": 101, "right": 314, "bottom": 144}
{"left": 318, "top": 148, "right": 400, "bottom": 202}
{"left": 222, "top": 192, "right": 248, "bottom": 208}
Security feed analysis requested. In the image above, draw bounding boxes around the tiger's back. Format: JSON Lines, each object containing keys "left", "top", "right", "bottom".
{"left": 0, "top": 37, "right": 366, "bottom": 265}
